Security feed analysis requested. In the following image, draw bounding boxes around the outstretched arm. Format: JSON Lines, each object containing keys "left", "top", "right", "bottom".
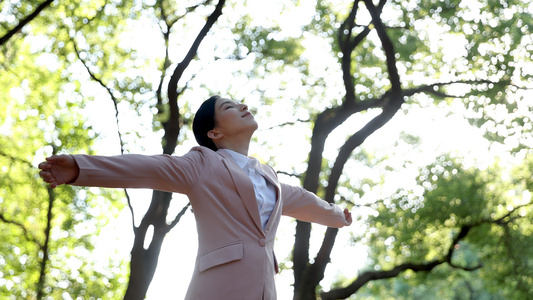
{"left": 281, "top": 183, "right": 352, "bottom": 228}
{"left": 38, "top": 155, "right": 80, "bottom": 188}
{"left": 38, "top": 147, "right": 209, "bottom": 193}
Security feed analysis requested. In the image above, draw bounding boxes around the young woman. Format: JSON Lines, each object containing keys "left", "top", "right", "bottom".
{"left": 39, "top": 95, "right": 352, "bottom": 300}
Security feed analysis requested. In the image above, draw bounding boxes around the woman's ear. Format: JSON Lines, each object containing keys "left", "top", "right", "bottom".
{"left": 207, "top": 130, "right": 223, "bottom": 140}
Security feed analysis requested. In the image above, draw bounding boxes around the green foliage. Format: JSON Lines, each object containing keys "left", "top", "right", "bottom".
{"left": 361, "top": 153, "right": 533, "bottom": 299}
{"left": 1, "top": 0, "right": 129, "bottom": 298}
{"left": 2, "top": 0, "right": 532, "bottom": 298}
{"left": 380, "top": 0, "right": 533, "bottom": 152}
{"left": 233, "top": 18, "right": 305, "bottom": 66}
{"left": 355, "top": 265, "right": 508, "bottom": 300}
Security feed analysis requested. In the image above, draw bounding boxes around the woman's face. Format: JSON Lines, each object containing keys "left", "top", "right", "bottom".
{"left": 211, "top": 98, "right": 258, "bottom": 138}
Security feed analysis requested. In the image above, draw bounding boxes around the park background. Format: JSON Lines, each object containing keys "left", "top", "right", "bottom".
{"left": 1, "top": 0, "right": 532, "bottom": 299}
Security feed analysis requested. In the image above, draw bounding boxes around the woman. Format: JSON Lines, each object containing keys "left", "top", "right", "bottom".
{"left": 39, "top": 95, "right": 352, "bottom": 300}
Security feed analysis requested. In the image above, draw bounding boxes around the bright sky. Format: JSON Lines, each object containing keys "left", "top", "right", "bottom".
{"left": 59, "top": 0, "right": 524, "bottom": 299}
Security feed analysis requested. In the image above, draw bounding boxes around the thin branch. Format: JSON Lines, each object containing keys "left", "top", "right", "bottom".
{"left": 486, "top": 202, "right": 532, "bottom": 225}
{"left": 261, "top": 118, "right": 310, "bottom": 131}
{"left": 449, "top": 261, "right": 483, "bottom": 271}
{"left": 71, "top": 38, "right": 135, "bottom": 231}
{"left": 0, "top": 151, "right": 33, "bottom": 168}
{"left": 0, "top": 212, "right": 41, "bottom": 247}
{"left": 364, "top": 0, "right": 401, "bottom": 94}
{"left": 338, "top": 1, "right": 360, "bottom": 104}
{"left": 126, "top": 194, "right": 137, "bottom": 234}
{"left": 71, "top": 39, "right": 125, "bottom": 153}
{"left": 338, "top": 195, "right": 385, "bottom": 209}
{"left": 155, "top": 0, "right": 173, "bottom": 114}
{"left": 0, "top": 0, "right": 54, "bottom": 46}
{"left": 167, "top": 202, "right": 191, "bottom": 231}
{"left": 276, "top": 170, "right": 302, "bottom": 179}
{"left": 167, "top": 2, "right": 205, "bottom": 28}
{"left": 402, "top": 79, "right": 497, "bottom": 99}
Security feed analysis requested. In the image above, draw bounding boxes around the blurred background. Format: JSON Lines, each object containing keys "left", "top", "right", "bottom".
{"left": 1, "top": 0, "right": 532, "bottom": 299}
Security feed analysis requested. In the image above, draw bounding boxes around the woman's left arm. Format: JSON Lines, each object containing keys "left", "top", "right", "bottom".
{"left": 280, "top": 183, "right": 352, "bottom": 228}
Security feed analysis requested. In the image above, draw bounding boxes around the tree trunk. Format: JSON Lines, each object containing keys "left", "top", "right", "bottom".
{"left": 123, "top": 190, "right": 172, "bottom": 299}
{"left": 36, "top": 186, "right": 55, "bottom": 299}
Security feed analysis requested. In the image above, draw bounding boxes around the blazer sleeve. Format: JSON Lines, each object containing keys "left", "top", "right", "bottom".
{"left": 280, "top": 183, "right": 348, "bottom": 228}
{"left": 71, "top": 147, "right": 207, "bottom": 194}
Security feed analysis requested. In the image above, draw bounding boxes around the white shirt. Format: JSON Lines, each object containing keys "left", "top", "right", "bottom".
{"left": 225, "top": 150, "right": 277, "bottom": 229}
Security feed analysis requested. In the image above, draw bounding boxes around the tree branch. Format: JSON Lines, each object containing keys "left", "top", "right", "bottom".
{"left": 163, "top": 0, "right": 226, "bottom": 155}
{"left": 0, "top": 212, "right": 41, "bottom": 247}
{"left": 306, "top": 227, "right": 340, "bottom": 287}
{"left": 276, "top": 170, "right": 302, "bottom": 179}
{"left": 364, "top": 0, "right": 401, "bottom": 94}
{"left": 155, "top": 0, "right": 173, "bottom": 117}
{"left": 0, "top": 151, "right": 33, "bottom": 168}
{"left": 261, "top": 118, "right": 310, "bottom": 131}
{"left": 402, "top": 79, "right": 497, "bottom": 99}
{"left": 295, "top": 0, "right": 389, "bottom": 290}
{"left": 167, "top": 202, "right": 191, "bottom": 231}
{"left": 71, "top": 37, "right": 135, "bottom": 231}
{"left": 36, "top": 184, "right": 55, "bottom": 299}
{"left": 71, "top": 39, "right": 126, "bottom": 154}
{"left": 325, "top": 94, "right": 400, "bottom": 206}
{"left": 124, "top": 3, "right": 227, "bottom": 297}
{"left": 338, "top": 1, "right": 360, "bottom": 104}
{"left": 0, "top": 0, "right": 54, "bottom": 46}
{"left": 321, "top": 202, "right": 532, "bottom": 299}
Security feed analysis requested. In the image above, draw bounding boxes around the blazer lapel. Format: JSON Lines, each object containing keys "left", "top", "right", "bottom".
{"left": 260, "top": 165, "right": 282, "bottom": 234}
{"left": 217, "top": 149, "right": 264, "bottom": 234}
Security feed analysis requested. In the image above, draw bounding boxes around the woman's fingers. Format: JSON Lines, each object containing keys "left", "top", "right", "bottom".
{"left": 38, "top": 155, "right": 78, "bottom": 188}
{"left": 39, "top": 170, "right": 53, "bottom": 182}
{"left": 343, "top": 208, "right": 353, "bottom": 226}
{"left": 38, "top": 161, "right": 49, "bottom": 170}
{"left": 38, "top": 156, "right": 60, "bottom": 187}
{"left": 39, "top": 170, "right": 57, "bottom": 187}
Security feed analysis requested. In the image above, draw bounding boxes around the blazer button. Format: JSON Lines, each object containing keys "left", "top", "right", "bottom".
{"left": 258, "top": 239, "right": 266, "bottom": 247}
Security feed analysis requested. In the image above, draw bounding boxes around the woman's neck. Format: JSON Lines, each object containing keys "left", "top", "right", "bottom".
{"left": 217, "top": 140, "right": 250, "bottom": 156}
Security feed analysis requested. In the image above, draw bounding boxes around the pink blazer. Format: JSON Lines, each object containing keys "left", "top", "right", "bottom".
{"left": 72, "top": 147, "right": 348, "bottom": 300}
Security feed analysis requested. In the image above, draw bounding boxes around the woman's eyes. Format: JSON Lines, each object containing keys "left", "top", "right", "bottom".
{"left": 224, "top": 103, "right": 239, "bottom": 110}
{"left": 222, "top": 102, "right": 242, "bottom": 110}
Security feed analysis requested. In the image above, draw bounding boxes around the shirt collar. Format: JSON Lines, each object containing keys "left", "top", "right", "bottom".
{"left": 223, "top": 149, "right": 250, "bottom": 169}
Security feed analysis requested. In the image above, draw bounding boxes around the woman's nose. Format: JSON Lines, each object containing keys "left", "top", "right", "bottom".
{"left": 240, "top": 103, "right": 248, "bottom": 111}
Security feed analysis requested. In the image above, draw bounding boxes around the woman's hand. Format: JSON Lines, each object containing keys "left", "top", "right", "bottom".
{"left": 343, "top": 208, "right": 352, "bottom": 226}
{"left": 38, "top": 155, "right": 80, "bottom": 188}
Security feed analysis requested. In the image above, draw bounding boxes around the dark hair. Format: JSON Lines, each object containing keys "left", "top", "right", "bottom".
{"left": 193, "top": 95, "right": 220, "bottom": 151}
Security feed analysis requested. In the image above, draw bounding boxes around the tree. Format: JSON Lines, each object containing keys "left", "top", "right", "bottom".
{"left": 1, "top": 0, "right": 531, "bottom": 299}
{"left": 0, "top": 0, "right": 54, "bottom": 46}
{"left": 248, "top": 0, "right": 531, "bottom": 298}
{"left": 351, "top": 154, "right": 533, "bottom": 299}
{"left": 1, "top": 0, "right": 135, "bottom": 298}
{"left": 1, "top": 2, "right": 127, "bottom": 298}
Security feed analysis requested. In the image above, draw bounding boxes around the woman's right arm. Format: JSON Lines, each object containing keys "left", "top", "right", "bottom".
{"left": 39, "top": 149, "right": 206, "bottom": 193}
